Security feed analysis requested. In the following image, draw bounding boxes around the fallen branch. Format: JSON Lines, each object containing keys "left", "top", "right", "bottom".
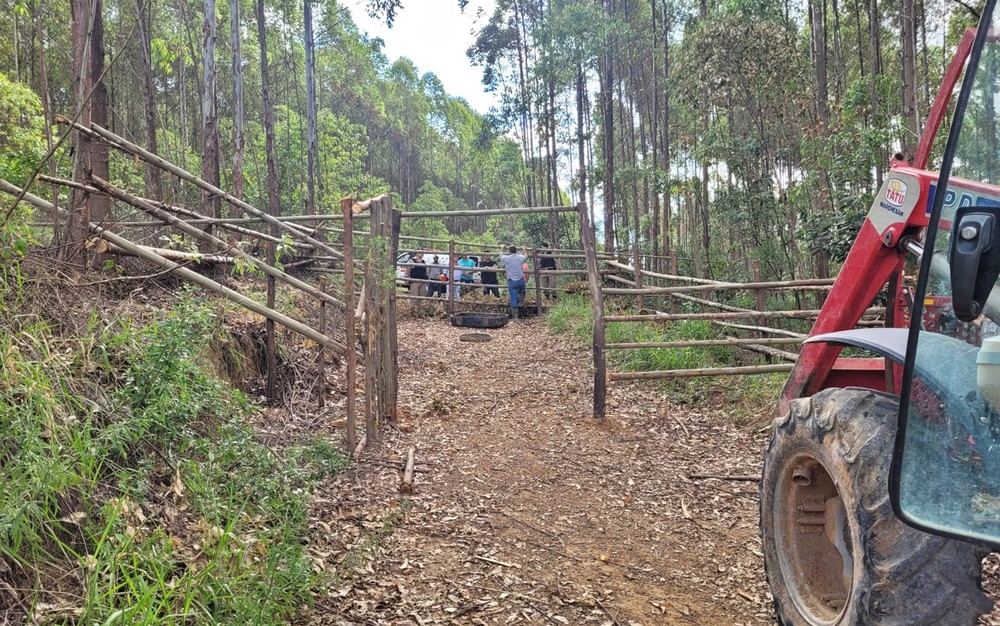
{"left": 472, "top": 555, "right": 519, "bottom": 568}
{"left": 688, "top": 474, "right": 761, "bottom": 482}
{"left": 595, "top": 598, "right": 625, "bottom": 626}
{"left": 92, "top": 238, "right": 235, "bottom": 264}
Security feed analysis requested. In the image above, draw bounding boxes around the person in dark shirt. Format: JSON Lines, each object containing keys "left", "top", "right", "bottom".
{"left": 539, "top": 243, "right": 557, "bottom": 300}
{"left": 408, "top": 252, "right": 428, "bottom": 297}
{"left": 480, "top": 255, "right": 499, "bottom": 297}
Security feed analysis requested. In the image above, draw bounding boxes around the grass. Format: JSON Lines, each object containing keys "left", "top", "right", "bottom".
{"left": 545, "top": 294, "right": 785, "bottom": 422}
{"left": 0, "top": 285, "right": 347, "bottom": 624}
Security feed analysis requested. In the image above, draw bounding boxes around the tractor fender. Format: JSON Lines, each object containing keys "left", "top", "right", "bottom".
{"left": 805, "top": 328, "right": 982, "bottom": 435}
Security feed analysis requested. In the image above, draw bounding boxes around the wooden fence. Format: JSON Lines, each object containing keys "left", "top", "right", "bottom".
{"left": 579, "top": 246, "right": 892, "bottom": 419}
{"left": 3, "top": 119, "right": 401, "bottom": 459}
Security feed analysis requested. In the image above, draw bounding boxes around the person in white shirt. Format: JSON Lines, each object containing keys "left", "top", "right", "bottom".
{"left": 499, "top": 245, "right": 527, "bottom": 318}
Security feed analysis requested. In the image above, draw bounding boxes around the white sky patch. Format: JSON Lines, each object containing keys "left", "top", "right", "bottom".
{"left": 349, "top": 0, "right": 499, "bottom": 113}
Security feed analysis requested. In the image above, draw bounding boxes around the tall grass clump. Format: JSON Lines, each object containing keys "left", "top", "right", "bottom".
{"left": 0, "top": 285, "right": 346, "bottom": 625}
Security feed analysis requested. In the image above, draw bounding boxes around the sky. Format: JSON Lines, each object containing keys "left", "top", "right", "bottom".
{"left": 348, "top": 0, "right": 499, "bottom": 114}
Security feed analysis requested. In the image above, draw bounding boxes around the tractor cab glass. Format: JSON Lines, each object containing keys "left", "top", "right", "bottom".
{"left": 895, "top": 11, "right": 1000, "bottom": 546}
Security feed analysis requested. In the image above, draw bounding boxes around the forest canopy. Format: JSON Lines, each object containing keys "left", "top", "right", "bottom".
{"left": 0, "top": 0, "right": 981, "bottom": 276}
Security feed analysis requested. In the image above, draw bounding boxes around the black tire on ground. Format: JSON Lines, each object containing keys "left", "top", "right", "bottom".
{"left": 759, "top": 387, "right": 991, "bottom": 626}
{"left": 450, "top": 312, "right": 510, "bottom": 329}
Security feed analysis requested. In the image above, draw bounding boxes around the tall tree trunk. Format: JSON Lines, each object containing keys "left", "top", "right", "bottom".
{"left": 305, "top": 0, "right": 318, "bottom": 217}
{"left": 809, "top": 0, "right": 833, "bottom": 279}
{"left": 548, "top": 75, "right": 559, "bottom": 246}
{"left": 577, "top": 63, "right": 587, "bottom": 207}
{"left": 135, "top": 0, "right": 162, "bottom": 201}
{"left": 831, "top": 0, "right": 844, "bottom": 101}
{"left": 201, "top": 0, "right": 220, "bottom": 247}
{"left": 869, "top": 0, "right": 884, "bottom": 188}
{"left": 601, "top": 0, "right": 616, "bottom": 252}
{"left": 230, "top": 0, "right": 245, "bottom": 208}
{"left": 698, "top": 0, "right": 711, "bottom": 278}
{"left": 68, "top": 0, "right": 111, "bottom": 264}
{"left": 256, "top": 0, "right": 280, "bottom": 403}
{"left": 36, "top": 3, "right": 60, "bottom": 242}
{"left": 662, "top": 0, "right": 671, "bottom": 257}
{"left": 900, "top": 0, "right": 919, "bottom": 157}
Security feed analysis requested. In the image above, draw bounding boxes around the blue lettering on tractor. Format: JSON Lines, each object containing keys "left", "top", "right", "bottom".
{"left": 926, "top": 183, "right": 1000, "bottom": 218}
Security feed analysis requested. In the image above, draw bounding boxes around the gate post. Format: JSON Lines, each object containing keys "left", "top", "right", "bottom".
{"left": 578, "top": 201, "right": 606, "bottom": 419}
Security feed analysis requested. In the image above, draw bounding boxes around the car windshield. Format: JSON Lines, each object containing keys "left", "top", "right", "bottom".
{"left": 898, "top": 16, "right": 1000, "bottom": 544}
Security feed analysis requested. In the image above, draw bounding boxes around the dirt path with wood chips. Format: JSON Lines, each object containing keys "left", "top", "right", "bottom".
{"left": 302, "top": 316, "right": 1000, "bottom": 625}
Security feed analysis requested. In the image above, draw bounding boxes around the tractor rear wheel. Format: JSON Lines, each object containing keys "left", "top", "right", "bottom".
{"left": 760, "top": 387, "right": 991, "bottom": 625}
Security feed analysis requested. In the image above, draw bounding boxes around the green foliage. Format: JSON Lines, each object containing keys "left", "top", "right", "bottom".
{"left": 544, "top": 294, "right": 784, "bottom": 420}
{"left": 0, "top": 72, "right": 45, "bottom": 186}
{"left": 0, "top": 291, "right": 345, "bottom": 624}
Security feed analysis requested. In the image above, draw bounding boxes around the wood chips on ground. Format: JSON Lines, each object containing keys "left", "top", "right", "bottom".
{"left": 296, "top": 315, "right": 1000, "bottom": 625}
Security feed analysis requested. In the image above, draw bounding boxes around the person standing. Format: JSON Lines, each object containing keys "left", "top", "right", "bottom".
{"left": 480, "top": 255, "right": 499, "bottom": 297}
{"left": 408, "top": 252, "right": 427, "bottom": 297}
{"left": 500, "top": 245, "right": 527, "bottom": 318}
{"left": 539, "top": 243, "right": 557, "bottom": 300}
{"left": 458, "top": 255, "right": 476, "bottom": 286}
{"left": 428, "top": 255, "right": 444, "bottom": 297}
{"left": 451, "top": 263, "right": 464, "bottom": 300}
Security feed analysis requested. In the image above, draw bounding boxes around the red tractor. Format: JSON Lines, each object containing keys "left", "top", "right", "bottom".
{"left": 760, "top": 5, "right": 1000, "bottom": 624}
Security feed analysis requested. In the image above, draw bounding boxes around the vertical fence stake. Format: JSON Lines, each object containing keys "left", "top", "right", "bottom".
{"left": 632, "top": 243, "right": 644, "bottom": 311}
{"left": 342, "top": 196, "right": 357, "bottom": 452}
{"left": 532, "top": 247, "right": 542, "bottom": 317}
{"left": 265, "top": 230, "right": 278, "bottom": 404}
{"left": 448, "top": 239, "right": 456, "bottom": 316}
{"left": 386, "top": 200, "right": 400, "bottom": 423}
{"left": 752, "top": 260, "right": 766, "bottom": 330}
{"left": 579, "top": 201, "right": 606, "bottom": 419}
{"left": 317, "top": 276, "right": 326, "bottom": 410}
{"left": 364, "top": 245, "right": 376, "bottom": 445}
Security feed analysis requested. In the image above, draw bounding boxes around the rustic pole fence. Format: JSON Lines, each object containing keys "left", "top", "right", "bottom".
{"left": 0, "top": 180, "right": 345, "bottom": 352}
{"left": 578, "top": 201, "right": 606, "bottom": 419}
{"left": 342, "top": 196, "right": 358, "bottom": 452}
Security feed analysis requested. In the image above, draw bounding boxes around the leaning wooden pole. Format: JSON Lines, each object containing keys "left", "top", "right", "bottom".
{"left": 0, "top": 180, "right": 344, "bottom": 352}
{"left": 342, "top": 196, "right": 357, "bottom": 452}
{"left": 55, "top": 117, "right": 347, "bottom": 262}
{"left": 89, "top": 176, "right": 345, "bottom": 309}
{"left": 578, "top": 201, "right": 606, "bottom": 419}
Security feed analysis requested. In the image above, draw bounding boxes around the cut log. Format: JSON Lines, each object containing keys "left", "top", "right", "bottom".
{"left": 351, "top": 434, "right": 366, "bottom": 460}
{"left": 399, "top": 447, "right": 416, "bottom": 494}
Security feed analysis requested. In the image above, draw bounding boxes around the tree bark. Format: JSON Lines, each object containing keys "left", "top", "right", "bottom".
{"left": 900, "top": 0, "right": 919, "bottom": 157}
{"left": 600, "top": 0, "right": 616, "bottom": 253}
{"left": 135, "top": 0, "right": 162, "bottom": 201}
{"left": 256, "top": 0, "right": 281, "bottom": 404}
{"left": 68, "top": 0, "right": 111, "bottom": 264}
{"left": 305, "top": 0, "right": 318, "bottom": 217}
{"left": 230, "top": 0, "right": 245, "bottom": 208}
{"left": 201, "top": 0, "right": 220, "bottom": 246}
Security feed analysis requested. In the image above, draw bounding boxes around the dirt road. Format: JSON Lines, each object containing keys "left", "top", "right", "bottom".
{"left": 309, "top": 316, "right": 777, "bottom": 625}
